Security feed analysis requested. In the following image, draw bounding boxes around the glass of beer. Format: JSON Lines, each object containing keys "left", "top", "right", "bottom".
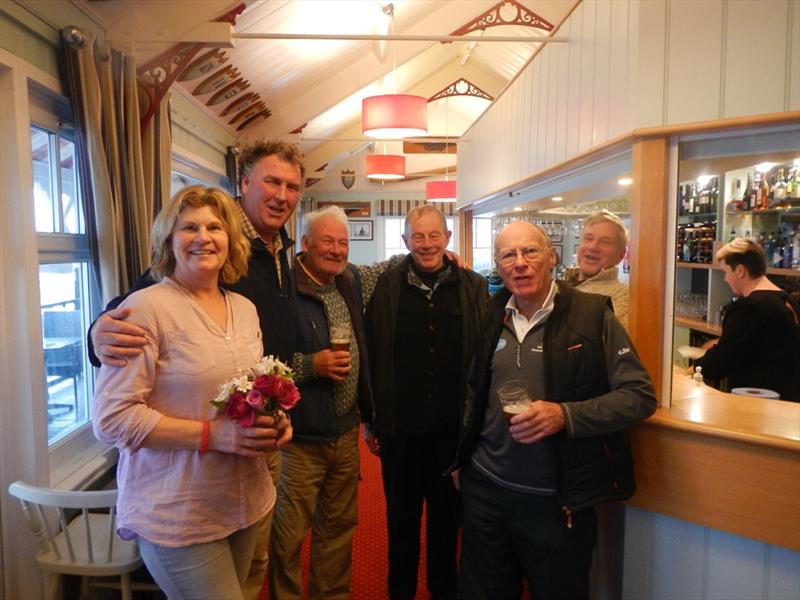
{"left": 497, "top": 379, "right": 530, "bottom": 424}
{"left": 330, "top": 324, "right": 351, "bottom": 352}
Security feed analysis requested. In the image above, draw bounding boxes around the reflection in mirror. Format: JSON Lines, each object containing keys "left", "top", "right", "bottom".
{"left": 673, "top": 128, "right": 800, "bottom": 403}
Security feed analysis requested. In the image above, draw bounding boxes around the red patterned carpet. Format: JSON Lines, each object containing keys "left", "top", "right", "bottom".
{"left": 260, "top": 436, "right": 429, "bottom": 599}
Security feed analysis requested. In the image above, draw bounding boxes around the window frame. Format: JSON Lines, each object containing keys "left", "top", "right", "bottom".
{"left": 29, "top": 91, "right": 107, "bottom": 486}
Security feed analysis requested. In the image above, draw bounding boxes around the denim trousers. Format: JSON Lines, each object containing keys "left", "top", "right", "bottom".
{"left": 269, "top": 426, "right": 360, "bottom": 600}
{"left": 242, "top": 451, "right": 282, "bottom": 600}
{"left": 459, "top": 466, "right": 597, "bottom": 600}
{"left": 138, "top": 520, "right": 261, "bottom": 600}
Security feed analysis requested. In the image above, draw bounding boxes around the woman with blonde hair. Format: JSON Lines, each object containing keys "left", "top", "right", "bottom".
{"left": 93, "top": 186, "right": 292, "bottom": 599}
{"left": 695, "top": 238, "right": 800, "bottom": 401}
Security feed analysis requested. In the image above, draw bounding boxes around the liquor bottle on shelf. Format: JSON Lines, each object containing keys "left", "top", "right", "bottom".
{"left": 710, "top": 176, "right": 719, "bottom": 213}
{"left": 772, "top": 169, "right": 787, "bottom": 206}
{"left": 687, "top": 183, "right": 697, "bottom": 214}
{"left": 743, "top": 173, "right": 755, "bottom": 210}
{"left": 698, "top": 182, "right": 710, "bottom": 214}
{"left": 728, "top": 178, "right": 744, "bottom": 211}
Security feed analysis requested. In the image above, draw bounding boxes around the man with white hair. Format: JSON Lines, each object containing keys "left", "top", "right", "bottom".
{"left": 269, "top": 205, "right": 371, "bottom": 600}
{"left": 564, "top": 210, "right": 630, "bottom": 329}
{"left": 452, "top": 220, "right": 655, "bottom": 600}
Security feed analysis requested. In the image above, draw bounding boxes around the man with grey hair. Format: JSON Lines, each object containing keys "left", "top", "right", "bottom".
{"left": 564, "top": 210, "right": 630, "bottom": 329}
{"left": 365, "top": 204, "right": 488, "bottom": 600}
{"left": 452, "top": 220, "right": 655, "bottom": 600}
{"left": 269, "top": 205, "right": 371, "bottom": 599}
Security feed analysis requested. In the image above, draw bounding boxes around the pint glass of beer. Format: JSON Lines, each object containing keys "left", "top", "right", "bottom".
{"left": 330, "top": 324, "right": 351, "bottom": 352}
{"left": 496, "top": 379, "right": 531, "bottom": 424}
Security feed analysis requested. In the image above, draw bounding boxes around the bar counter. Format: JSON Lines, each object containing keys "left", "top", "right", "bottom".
{"left": 628, "top": 369, "right": 800, "bottom": 550}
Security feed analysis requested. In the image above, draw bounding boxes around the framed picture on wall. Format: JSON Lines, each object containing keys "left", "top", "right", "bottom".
{"left": 349, "top": 220, "right": 373, "bottom": 241}
{"left": 548, "top": 223, "right": 563, "bottom": 243}
{"left": 552, "top": 244, "right": 563, "bottom": 265}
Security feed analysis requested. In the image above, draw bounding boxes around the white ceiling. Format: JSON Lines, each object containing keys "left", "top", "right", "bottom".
{"left": 70, "top": 0, "right": 575, "bottom": 191}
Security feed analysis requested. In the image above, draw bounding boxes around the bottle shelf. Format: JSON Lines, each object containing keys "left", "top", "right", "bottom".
{"left": 674, "top": 315, "right": 722, "bottom": 336}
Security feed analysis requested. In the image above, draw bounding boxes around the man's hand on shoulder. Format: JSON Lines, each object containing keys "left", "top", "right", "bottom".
{"left": 92, "top": 307, "right": 148, "bottom": 367}
{"left": 445, "top": 250, "right": 470, "bottom": 270}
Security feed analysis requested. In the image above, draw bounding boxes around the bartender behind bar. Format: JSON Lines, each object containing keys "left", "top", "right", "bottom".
{"left": 694, "top": 238, "right": 800, "bottom": 401}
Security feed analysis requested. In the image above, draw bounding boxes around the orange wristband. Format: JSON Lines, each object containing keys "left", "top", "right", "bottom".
{"left": 199, "top": 421, "right": 210, "bottom": 455}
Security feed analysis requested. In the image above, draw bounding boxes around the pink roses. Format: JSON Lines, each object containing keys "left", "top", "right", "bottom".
{"left": 212, "top": 356, "right": 301, "bottom": 427}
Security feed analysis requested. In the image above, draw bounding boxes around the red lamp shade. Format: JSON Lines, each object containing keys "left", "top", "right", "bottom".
{"left": 366, "top": 154, "right": 406, "bottom": 180}
{"left": 362, "top": 94, "right": 427, "bottom": 138}
{"left": 426, "top": 180, "right": 457, "bottom": 202}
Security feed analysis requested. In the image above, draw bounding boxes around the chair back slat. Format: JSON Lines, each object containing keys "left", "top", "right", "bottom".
{"left": 82, "top": 508, "right": 94, "bottom": 563}
{"left": 106, "top": 505, "right": 116, "bottom": 562}
{"left": 57, "top": 508, "right": 77, "bottom": 561}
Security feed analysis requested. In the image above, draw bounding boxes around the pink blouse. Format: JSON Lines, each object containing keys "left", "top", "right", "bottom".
{"left": 93, "top": 278, "right": 275, "bottom": 547}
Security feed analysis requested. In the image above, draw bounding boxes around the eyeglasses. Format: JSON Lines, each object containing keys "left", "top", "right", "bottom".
{"left": 496, "top": 246, "right": 547, "bottom": 267}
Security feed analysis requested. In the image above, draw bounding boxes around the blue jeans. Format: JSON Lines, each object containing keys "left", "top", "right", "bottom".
{"left": 459, "top": 466, "right": 597, "bottom": 600}
{"left": 138, "top": 520, "right": 261, "bottom": 600}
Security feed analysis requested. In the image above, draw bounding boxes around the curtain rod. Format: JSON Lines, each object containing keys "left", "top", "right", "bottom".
{"left": 233, "top": 33, "right": 567, "bottom": 43}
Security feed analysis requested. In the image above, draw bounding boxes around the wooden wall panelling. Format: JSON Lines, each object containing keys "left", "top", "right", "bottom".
{"left": 459, "top": 209, "right": 473, "bottom": 268}
{"left": 629, "top": 136, "right": 669, "bottom": 395}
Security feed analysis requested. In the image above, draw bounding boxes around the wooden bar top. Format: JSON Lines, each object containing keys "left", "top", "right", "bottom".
{"left": 648, "top": 369, "right": 800, "bottom": 451}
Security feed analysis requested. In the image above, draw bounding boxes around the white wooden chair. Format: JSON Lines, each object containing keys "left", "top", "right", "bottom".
{"left": 8, "top": 480, "right": 147, "bottom": 600}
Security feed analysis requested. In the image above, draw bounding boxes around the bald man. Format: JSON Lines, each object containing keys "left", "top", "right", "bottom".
{"left": 451, "top": 220, "right": 655, "bottom": 600}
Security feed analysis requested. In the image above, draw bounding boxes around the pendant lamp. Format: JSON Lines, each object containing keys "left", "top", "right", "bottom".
{"left": 426, "top": 180, "right": 457, "bottom": 202}
{"left": 362, "top": 94, "right": 427, "bottom": 138}
{"left": 366, "top": 154, "right": 405, "bottom": 180}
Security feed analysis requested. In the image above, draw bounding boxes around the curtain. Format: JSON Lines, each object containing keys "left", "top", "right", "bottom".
{"left": 375, "top": 199, "right": 455, "bottom": 217}
{"left": 61, "top": 26, "right": 167, "bottom": 302}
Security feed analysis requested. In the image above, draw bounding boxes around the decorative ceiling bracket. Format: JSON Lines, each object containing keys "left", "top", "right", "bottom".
{"left": 428, "top": 78, "right": 493, "bottom": 102}
{"left": 447, "top": 0, "right": 554, "bottom": 41}
{"left": 290, "top": 123, "right": 308, "bottom": 135}
{"left": 136, "top": 3, "right": 246, "bottom": 131}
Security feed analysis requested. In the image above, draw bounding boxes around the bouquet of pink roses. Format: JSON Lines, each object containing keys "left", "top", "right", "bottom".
{"left": 211, "top": 355, "right": 301, "bottom": 427}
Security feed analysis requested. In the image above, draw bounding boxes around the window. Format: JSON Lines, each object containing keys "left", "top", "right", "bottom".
{"left": 472, "top": 217, "right": 494, "bottom": 274}
{"left": 32, "top": 125, "right": 97, "bottom": 446}
{"left": 383, "top": 216, "right": 456, "bottom": 260}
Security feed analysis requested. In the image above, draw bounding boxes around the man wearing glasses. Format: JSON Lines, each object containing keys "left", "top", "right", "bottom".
{"left": 451, "top": 220, "right": 655, "bottom": 600}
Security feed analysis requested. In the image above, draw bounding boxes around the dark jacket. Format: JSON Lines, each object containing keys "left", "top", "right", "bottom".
{"left": 289, "top": 254, "right": 373, "bottom": 442}
{"left": 365, "top": 256, "right": 488, "bottom": 436}
{"left": 455, "top": 282, "right": 656, "bottom": 514}
{"left": 696, "top": 290, "right": 800, "bottom": 401}
{"left": 88, "top": 227, "right": 296, "bottom": 366}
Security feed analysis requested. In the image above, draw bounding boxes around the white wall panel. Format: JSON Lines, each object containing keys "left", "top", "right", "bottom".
{"left": 790, "top": 0, "right": 800, "bottom": 110}
{"left": 566, "top": 10, "right": 583, "bottom": 159}
{"left": 545, "top": 48, "right": 558, "bottom": 166}
{"left": 579, "top": 0, "right": 597, "bottom": 153}
{"left": 706, "top": 529, "right": 767, "bottom": 600}
{"left": 651, "top": 514, "right": 706, "bottom": 599}
{"left": 592, "top": 0, "right": 612, "bottom": 146}
{"left": 609, "top": 0, "right": 631, "bottom": 138}
{"left": 634, "top": 0, "right": 667, "bottom": 127}
{"left": 767, "top": 545, "right": 800, "bottom": 600}
{"left": 622, "top": 507, "right": 800, "bottom": 600}
{"left": 723, "top": 0, "right": 789, "bottom": 118}
{"left": 665, "top": 0, "right": 723, "bottom": 124}
{"left": 621, "top": 507, "right": 654, "bottom": 600}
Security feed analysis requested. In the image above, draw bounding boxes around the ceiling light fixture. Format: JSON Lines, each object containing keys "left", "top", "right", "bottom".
{"left": 426, "top": 180, "right": 457, "bottom": 202}
{"left": 425, "top": 95, "right": 455, "bottom": 202}
{"left": 365, "top": 153, "right": 405, "bottom": 180}
{"left": 618, "top": 177, "right": 634, "bottom": 186}
{"left": 362, "top": 94, "right": 427, "bottom": 138}
{"left": 551, "top": 196, "right": 563, "bottom": 201}
{"left": 361, "top": 6, "right": 427, "bottom": 139}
